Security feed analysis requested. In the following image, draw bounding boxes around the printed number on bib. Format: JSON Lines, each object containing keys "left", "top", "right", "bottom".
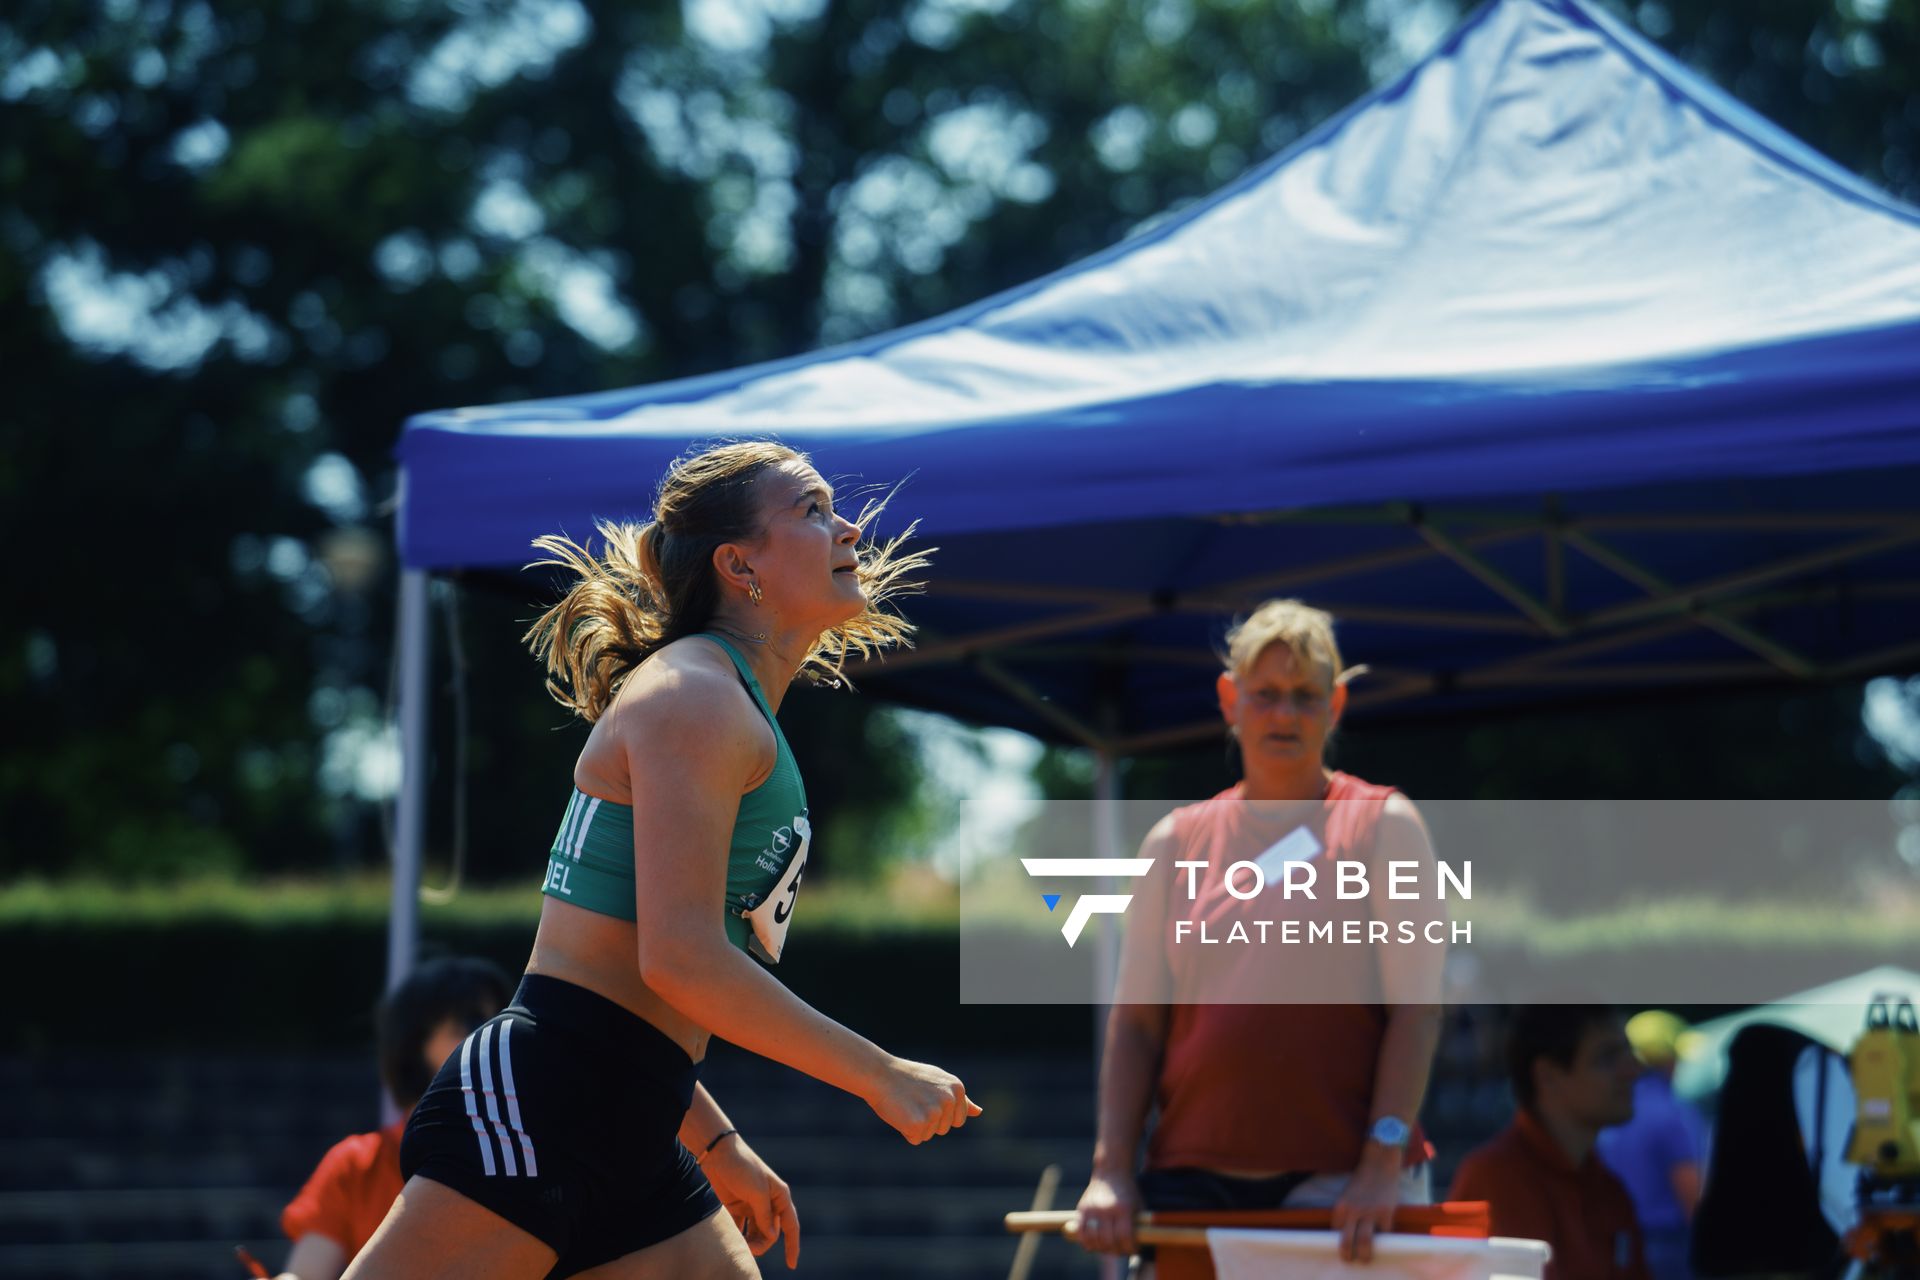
{"left": 746, "top": 813, "right": 809, "bottom": 964}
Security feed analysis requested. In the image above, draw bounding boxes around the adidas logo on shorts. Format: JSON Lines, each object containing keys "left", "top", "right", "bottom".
{"left": 459, "top": 1021, "right": 539, "bottom": 1178}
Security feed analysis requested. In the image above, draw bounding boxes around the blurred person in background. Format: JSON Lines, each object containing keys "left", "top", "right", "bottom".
{"left": 1689, "top": 1022, "right": 1851, "bottom": 1278}
{"left": 1451, "top": 1005, "right": 1651, "bottom": 1280}
{"left": 1598, "top": 1010, "right": 1708, "bottom": 1280}
{"left": 275, "top": 956, "right": 511, "bottom": 1280}
{"left": 1073, "top": 599, "right": 1447, "bottom": 1270}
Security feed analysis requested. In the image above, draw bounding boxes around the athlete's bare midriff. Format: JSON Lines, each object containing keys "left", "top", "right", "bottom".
{"left": 525, "top": 897, "right": 712, "bottom": 1063}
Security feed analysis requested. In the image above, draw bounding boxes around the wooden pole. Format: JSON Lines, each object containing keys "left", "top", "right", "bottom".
{"left": 1006, "top": 1165, "right": 1062, "bottom": 1280}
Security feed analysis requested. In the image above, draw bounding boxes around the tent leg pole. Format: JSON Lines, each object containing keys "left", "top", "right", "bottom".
{"left": 1093, "top": 749, "right": 1123, "bottom": 1280}
{"left": 1093, "top": 750, "right": 1122, "bottom": 1003}
{"left": 388, "top": 570, "right": 432, "bottom": 997}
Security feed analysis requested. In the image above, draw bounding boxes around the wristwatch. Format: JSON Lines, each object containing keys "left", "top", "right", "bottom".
{"left": 1367, "top": 1116, "right": 1411, "bottom": 1150}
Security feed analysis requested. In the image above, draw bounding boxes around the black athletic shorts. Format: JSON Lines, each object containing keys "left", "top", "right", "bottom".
{"left": 1136, "top": 1166, "right": 1314, "bottom": 1210}
{"left": 400, "top": 974, "right": 723, "bottom": 1277}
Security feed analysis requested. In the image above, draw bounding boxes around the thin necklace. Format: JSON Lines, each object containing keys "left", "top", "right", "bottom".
{"left": 710, "top": 623, "right": 769, "bottom": 647}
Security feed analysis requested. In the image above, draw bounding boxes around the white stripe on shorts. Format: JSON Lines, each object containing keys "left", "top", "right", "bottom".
{"left": 459, "top": 1032, "right": 497, "bottom": 1177}
{"left": 477, "top": 1024, "right": 519, "bottom": 1176}
{"left": 498, "top": 1019, "right": 539, "bottom": 1176}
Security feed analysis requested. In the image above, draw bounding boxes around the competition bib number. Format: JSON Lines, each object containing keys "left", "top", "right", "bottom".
{"left": 745, "top": 813, "right": 810, "bottom": 964}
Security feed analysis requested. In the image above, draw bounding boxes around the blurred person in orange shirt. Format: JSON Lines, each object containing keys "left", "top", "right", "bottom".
{"left": 275, "top": 956, "right": 510, "bottom": 1280}
{"left": 1451, "top": 1005, "right": 1651, "bottom": 1280}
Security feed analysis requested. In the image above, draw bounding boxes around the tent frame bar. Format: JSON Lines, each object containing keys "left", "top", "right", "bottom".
{"left": 975, "top": 656, "right": 1110, "bottom": 752}
{"left": 1412, "top": 518, "right": 1571, "bottom": 636}
{"left": 1565, "top": 530, "right": 1818, "bottom": 677}
{"left": 1574, "top": 526, "right": 1920, "bottom": 628}
{"left": 842, "top": 503, "right": 1919, "bottom": 750}
{"left": 867, "top": 603, "right": 1158, "bottom": 675}
{"left": 1195, "top": 527, "right": 1535, "bottom": 602}
{"left": 895, "top": 516, "right": 1918, "bottom": 664}
{"left": 1834, "top": 636, "right": 1920, "bottom": 679}
{"left": 1212, "top": 504, "right": 1920, "bottom": 533}
{"left": 386, "top": 570, "right": 433, "bottom": 1037}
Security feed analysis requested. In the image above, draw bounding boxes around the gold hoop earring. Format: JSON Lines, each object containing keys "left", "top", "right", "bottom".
{"left": 747, "top": 580, "right": 763, "bottom": 606}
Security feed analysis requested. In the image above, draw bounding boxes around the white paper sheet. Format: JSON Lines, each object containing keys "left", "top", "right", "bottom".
{"left": 1205, "top": 1230, "right": 1549, "bottom": 1280}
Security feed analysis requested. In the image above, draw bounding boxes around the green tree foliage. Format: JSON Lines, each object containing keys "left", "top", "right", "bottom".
{"left": 4, "top": 0, "right": 1914, "bottom": 882}
{"left": 0, "top": 0, "right": 1382, "bottom": 880}
{"left": 1641, "top": 0, "right": 1920, "bottom": 203}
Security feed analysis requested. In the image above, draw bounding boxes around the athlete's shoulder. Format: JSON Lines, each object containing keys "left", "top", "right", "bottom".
{"left": 614, "top": 637, "right": 755, "bottom": 719}
{"left": 600, "top": 637, "right": 768, "bottom": 764}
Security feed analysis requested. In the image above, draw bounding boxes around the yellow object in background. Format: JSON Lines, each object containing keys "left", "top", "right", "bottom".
{"left": 1846, "top": 995, "right": 1920, "bottom": 1177}
{"left": 1625, "top": 1009, "right": 1704, "bottom": 1069}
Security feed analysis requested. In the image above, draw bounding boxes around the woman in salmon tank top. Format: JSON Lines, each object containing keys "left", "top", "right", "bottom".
{"left": 346, "top": 443, "right": 982, "bottom": 1280}
{"left": 1072, "top": 599, "right": 1448, "bottom": 1273}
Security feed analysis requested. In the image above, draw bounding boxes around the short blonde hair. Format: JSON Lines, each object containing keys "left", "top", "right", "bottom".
{"left": 1222, "top": 599, "right": 1368, "bottom": 688}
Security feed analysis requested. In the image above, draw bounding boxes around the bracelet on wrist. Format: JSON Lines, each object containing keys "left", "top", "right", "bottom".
{"left": 697, "top": 1128, "right": 740, "bottom": 1162}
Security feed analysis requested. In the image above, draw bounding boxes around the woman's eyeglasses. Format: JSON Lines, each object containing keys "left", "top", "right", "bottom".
{"left": 1245, "top": 688, "right": 1328, "bottom": 714}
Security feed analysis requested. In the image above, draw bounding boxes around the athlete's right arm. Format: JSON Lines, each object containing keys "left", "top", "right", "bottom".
{"left": 1075, "top": 816, "right": 1177, "bottom": 1255}
{"left": 619, "top": 660, "right": 979, "bottom": 1145}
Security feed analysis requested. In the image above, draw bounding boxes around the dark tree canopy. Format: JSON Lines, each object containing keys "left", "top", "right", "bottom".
{"left": 4, "top": 0, "right": 1914, "bottom": 880}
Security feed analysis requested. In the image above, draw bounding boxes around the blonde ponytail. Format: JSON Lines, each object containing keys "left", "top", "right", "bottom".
{"left": 521, "top": 520, "right": 671, "bottom": 723}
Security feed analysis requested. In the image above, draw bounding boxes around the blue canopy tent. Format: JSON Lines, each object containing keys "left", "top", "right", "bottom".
{"left": 388, "top": 0, "right": 1920, "bottom": 980}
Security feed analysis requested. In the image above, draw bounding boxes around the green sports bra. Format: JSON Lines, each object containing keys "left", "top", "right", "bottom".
{"left": 540, "top": 633, "right": 810, "bottom": 964}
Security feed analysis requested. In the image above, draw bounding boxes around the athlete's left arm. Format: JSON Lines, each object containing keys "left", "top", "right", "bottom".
{"left": 679, "top": 1081, "right": 736, "bottom": 1156}
{"left": 680, "top": 1082, "right": 801, "bottom": 1268}
{"left": 1333, "top": 794, "right": 1447, "bottom": 1261}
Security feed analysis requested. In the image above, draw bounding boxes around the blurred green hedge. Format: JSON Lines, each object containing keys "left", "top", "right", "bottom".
{"left": 0, "top": 877, "right": 1081, "bottom": 1057}
{"left": 7, "top": 878, "right": 1912, "bottom": 1053}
